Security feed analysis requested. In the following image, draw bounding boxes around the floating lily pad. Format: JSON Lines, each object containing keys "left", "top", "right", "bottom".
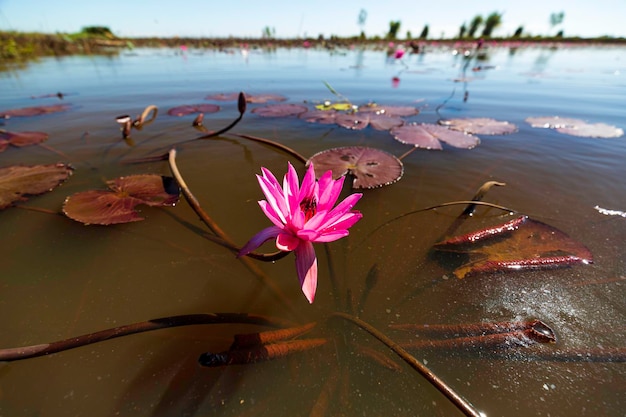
{"left": 63, "top": 175, "right": 180, "bottom": 225}
{"left": 205, "top": 92, "right": 287, "bottom": 103}
{"left": 440, "top": 118, "right": 518, "bottom": 135}
{"left": 0, "top": 131, "right": 48, "bottom": 150}
{"left": 251, "top": 103, "right": 309, "bottom": 117}
{"left": 167, "top": 104, "right": 220, "bottom": 116}
{"left": 391, "top": 123, "right": 480, "bottom": 149}
{"left": 307, "top": 146, "right": 403, "bottom": 189}
{"left": 0, "top": 164, "right": 73, "bottom": 209}
{"left": 434, "top": 216, "right": 593, "bottom": 279}
{"left": 299, "top": 109, "right": 339, "bottom": 124}
{"left": 358, "top": 104, "right": 420, "bottom": 117}
{"left": 335, "top": 112, "right": 404, "bottom": 131}
{"left": 525, "top": 116, "right": 624, "bottom": 138}
{"left": 0, "top": 104, "right": 71, "bottom": 118}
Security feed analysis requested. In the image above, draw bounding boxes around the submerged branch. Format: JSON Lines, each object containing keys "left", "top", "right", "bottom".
{"left": 331, "top": 312, "right": 484, "bottom": 417}
{"left": 232, "top": 133, "right": 308, "bottom": 164}
{"left": 0, "top": 313, "right": 293, "bottom": 362}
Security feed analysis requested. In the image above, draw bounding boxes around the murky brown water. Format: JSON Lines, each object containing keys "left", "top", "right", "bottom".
{"left": 1, "top": 45, "right": 625, "bottom": 416}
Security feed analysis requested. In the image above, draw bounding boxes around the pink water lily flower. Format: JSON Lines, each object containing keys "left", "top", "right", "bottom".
{"left": 239, "top": 163, "right": 363, "bottom": 303}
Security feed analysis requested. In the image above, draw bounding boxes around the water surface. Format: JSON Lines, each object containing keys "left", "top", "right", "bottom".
{"left": 1, "top": 45, "right": 625, "bottom": 417}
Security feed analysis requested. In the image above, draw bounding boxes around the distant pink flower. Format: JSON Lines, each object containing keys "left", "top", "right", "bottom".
{"left": 239, "top": 163, "right": 363, "bottom": 303}
{"left": 180, "top": 45, "right": 188, "bottom": 52}
{"left": 394, "top": 48, "right": 405, "bottom": 59}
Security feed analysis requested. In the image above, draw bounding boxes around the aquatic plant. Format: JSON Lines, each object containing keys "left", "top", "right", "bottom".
{"left": 238, "top": 162, "right": 363, "bottom": 303}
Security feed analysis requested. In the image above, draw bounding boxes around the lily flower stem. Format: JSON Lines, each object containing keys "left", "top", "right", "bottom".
{"left": 331, "top": 312, "right": 484, "bottom": 417}
{"left": 168, "top": 149, "right": 297, "bottom": 314}
{"left": 232, "top": 133, "right": 308, "bottom": 164}
{"left": 195, "top": 111, "right": 244, "bottom": 140}
{"left": 0, "top": 313, "right": 294, "bottom": 362}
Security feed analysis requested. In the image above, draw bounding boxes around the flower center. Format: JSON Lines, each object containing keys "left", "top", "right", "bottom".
{"left": 300, "top": 197, "right": 317, "bottom": 222}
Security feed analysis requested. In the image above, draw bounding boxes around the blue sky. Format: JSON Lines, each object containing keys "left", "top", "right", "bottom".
{"left": 1, "top": 0, "right": 625, "bottom": 39}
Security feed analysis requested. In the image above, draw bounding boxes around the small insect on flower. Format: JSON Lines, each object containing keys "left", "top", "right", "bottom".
{"left": 238, "top": 162, "right": 363, "bottom": 303}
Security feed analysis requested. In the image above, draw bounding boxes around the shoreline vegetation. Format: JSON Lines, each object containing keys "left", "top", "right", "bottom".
{"left": 2, "top": 27, "right": 626, "bottom": 64}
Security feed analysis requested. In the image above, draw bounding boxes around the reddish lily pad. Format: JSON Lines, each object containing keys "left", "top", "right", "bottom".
{"left": 440, "top": 118, "right": 518, "bottom": 135}
{"left": 434, "top": 216, "right": 593, "bottom": 279}
{"left": 0, "top": 104, "right": 71, "bottom": 118}
{"left": 335, "top": 112, "right": 404, "bottom": 131}
{"left": 525, "top": 116, "right": 623, "bottom": 138}
{"left": 63, "top": 175, "right": 180, "bottom": 225}
{"left": 0, "top": 131, "right": 48, "bottom": 150}
{"left": 167, "top": 104, "right": 220, "bottom": 117}
{"left": 251, "top": 103, "right": 309, "bottom": 117}
{"left": 358, "top": 104, "right": 420, "bottom": 117}
{"left": 390, "top": 123, "right": 480, "bottom": 149}
{"left": 307, "top": 146, "right": 403, "bottom": 189}
{"left": 0, "top": 163, "right": 73, "bottom": 209}
{"left": 299, "top": 109, "right": 339, "bottom": 124}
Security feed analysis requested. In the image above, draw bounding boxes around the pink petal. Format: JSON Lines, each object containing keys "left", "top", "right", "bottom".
{"left": 258, "top": 200, "right": 285, "bottom": 228}
{"left": 299, "top": 229, "right": 348, "bottom": 243}
{"left": 317, "top": 172, "right": 345, "bottom": 211}
{"left": 238, "top": 226, "right": 282, "bottom": 257}
{"left": 317, "top": 193, "right": 363, "bottom": 227}
{"left": 298, "top": 163, "right": 316, "bottom": 202}
{"left": 276, "top": 232, "right": 300, "bottom": 251}
{"left": 257, "top": 174, "right": 288, "bottom": 224}
{"left": 323, "top": 211, "right": 363, "bottom": 232}
{"left": 284, "top": 163, "right": 300, "bottom": 216}
{"left": 295, "top": 241, "right": 318, "bottom": 303}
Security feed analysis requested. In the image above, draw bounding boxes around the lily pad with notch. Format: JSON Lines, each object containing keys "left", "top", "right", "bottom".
{"left": 251, "top": 103, "right": 309, "bottom": 117}
{"left": 434, "top": 215, "right": 593, "bottom": 279}
{"left": 307, "top": 146, "right": 403, "bottom": 189}
{"left": 439, "top": 118, "right": 518, "bottom": 135}
{"left": 0, "top": 163, "right": 73, "bottom": 209}
{"left": 525, "top": 116, "right": 624, "bottom": 138}
{"left": 63, "top": 175, "right": 180, "bottom": 225}
{"left": 391, "top": 123, "right": 480, "bottom": 150}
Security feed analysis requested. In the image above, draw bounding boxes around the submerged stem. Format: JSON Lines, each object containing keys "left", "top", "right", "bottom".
{"left": 331, "top": 312, "right": 484, "bottom": 417}
{"left": 168, "top": 149, "right": 296, "bottom": 313}
{"left": 232, "top": 133, "right": 308, "bottom": 164}
{"left": 0, "top": 314, "right": 293, "bottom": 362}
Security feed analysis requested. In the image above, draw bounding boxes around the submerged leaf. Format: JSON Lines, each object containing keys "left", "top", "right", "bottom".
{"left": 0, "top": 104, "right": 71, "bottom": 118}
{"left": 391, "top": 123, "right": 480, "bottom": 149}
{"left": 307, "top": 146, "right": 403, "bottom": 189}
{"left": 63, "top": 175, "right": 180, "bottom": 225}
{"left": 205, "top": 92, "right": 287, "bottom": 103}
{"left": 434, "top": 216, "right": 593, "bottom": 278}
{"left": 335, "top": 112, "right": 404, "bottom": 131}
{"left": 0, "top": 131, "right": 48, "bottom": 149}
{"left": 0, "top": 164, "right": 73, "bottom": 209}
{"left": 440, "top": 118, "right": 518, "bottom": 135}
{"left": 251, "top": 103, "right": 308, "bottom": 117}
{"left": 167, "top": 104, "right": 220, "bottom": 116}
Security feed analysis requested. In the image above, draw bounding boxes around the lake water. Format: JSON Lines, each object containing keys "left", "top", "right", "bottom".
{"left": 0, "top": 44, "right": 625, "bottom": 417}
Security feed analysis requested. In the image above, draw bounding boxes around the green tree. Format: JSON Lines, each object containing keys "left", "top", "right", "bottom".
{"left": 387, "top": 20, "right": 401, "bottom": 39}
{"left": 419, "top": 24, "right": 429, "bottom": 39}
{"left": 458, "top": 23, "right": 467, "bottom": 38}
{"left": 358, "top": 9, "right": 367, "bottom": 37}
{"left": 481, "top": 12, "right": 502, "bottom": 37}
{"left": 467, "top": 15, "right": 483, "bottom": 38}
{"left": 80, "top": 26, "right": 114, "bottom": 38}
{"left": 513, "top": 26, "right": 524, "bottom": 38}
